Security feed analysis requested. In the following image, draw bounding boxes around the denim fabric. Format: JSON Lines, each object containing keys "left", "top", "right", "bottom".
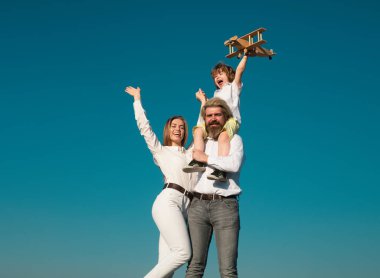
{"left": 186, "top": 197, "right": 240, "bottom": 278}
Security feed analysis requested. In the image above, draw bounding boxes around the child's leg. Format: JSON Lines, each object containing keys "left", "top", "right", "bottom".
{"left": 207, "top": 118, "right": 239, "bottom": 182}
{"left": 207, "top": 131, "right": 229, "bottom": 181}
{"left": 217, "top": 130, "right": 230, "bottom": 157}
{"left": 183, "top": 126, "right": 206, "bottom": 173}
{"left": 193, "top": 126, "right": 205, "bottom": 152}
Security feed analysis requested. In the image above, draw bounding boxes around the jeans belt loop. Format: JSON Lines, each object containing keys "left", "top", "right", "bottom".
{"left": 212, "top": 193, "right": 216, "bottom": 200}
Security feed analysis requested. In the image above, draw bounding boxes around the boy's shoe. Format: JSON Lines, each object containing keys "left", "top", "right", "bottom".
{"left": 183, "top": 160, "right": 206, "bottom": 173}
{"left": 207, "top": 169, "right": 227, "bottom": 182}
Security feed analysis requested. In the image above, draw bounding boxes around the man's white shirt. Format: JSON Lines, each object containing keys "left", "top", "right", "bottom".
{"left": 193, "top": 134, "right": 244, "bottom": 196}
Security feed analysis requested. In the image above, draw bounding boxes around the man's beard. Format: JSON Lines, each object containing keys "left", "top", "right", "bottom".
{"left": 206, "top": 121, "right": 223, "bottom": 139}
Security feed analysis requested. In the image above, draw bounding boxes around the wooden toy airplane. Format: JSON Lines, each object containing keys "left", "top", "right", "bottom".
{"left": 224, "top": 27, "right": 276, "bottom": 59}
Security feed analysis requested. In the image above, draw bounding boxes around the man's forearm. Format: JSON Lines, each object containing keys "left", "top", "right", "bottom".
{"left": 207, "top": 152, "right": 244, "bottom": 172}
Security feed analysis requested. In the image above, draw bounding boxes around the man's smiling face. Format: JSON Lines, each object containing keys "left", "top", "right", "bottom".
{"left": 205, "top": 106, "right": 226, "bottom": 139}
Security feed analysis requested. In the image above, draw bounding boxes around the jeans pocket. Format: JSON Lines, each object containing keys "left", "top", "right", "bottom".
{"left": 222, "top": 198, "right": 238, "bottom": 209}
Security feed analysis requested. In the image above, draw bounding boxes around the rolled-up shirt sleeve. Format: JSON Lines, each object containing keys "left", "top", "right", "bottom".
{"left": 207, "top": 135, "right": 244, "bottom": 172}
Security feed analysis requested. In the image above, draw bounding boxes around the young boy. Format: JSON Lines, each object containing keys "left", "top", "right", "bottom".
{"left": 183, "top": 50, "right": 250, "bottom": 181}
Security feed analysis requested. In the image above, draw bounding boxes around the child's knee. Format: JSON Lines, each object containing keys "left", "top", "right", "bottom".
{"left": 218, "top": 131, "right": 230, "bottom": 143}
{"left": 193, "top": 127, "right": 204, "bottom": 137}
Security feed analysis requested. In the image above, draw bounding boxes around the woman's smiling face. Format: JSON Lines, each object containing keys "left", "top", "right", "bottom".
{"left": 169, "top": 118, "right": 185, "bottom": 146}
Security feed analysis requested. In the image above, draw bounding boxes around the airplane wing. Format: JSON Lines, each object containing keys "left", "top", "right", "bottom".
{"left": 225, "top": 40, "right": 266, "bottom": 59}
{"left": 224, "top": 27, "right": 275, "bottom": 59}
{"left": 239, "top": 27, "right": 266, "bottom": 41}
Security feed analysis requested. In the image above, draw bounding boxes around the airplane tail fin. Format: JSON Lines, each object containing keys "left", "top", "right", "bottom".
{"left": 224, "top": 35, "right": 238, "bottom": 46}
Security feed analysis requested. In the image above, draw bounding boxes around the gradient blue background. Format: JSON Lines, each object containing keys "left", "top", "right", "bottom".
{"left": 1, "top": 0, "right": 379, "bottom": 277}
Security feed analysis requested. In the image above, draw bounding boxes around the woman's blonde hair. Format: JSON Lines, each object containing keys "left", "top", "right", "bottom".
{"left": 163, "top": 116, "right": 188, "bottom": 146}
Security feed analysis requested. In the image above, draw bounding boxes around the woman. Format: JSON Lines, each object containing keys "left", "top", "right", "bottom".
{"left": 125, "top": 86, "right": 193, "bottom": 278}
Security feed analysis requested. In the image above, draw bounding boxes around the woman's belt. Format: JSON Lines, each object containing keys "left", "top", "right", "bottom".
{"left": 163, "top": 183, "right": 193, "bottom": 201}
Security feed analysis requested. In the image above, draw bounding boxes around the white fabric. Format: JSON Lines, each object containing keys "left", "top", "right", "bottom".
{"left": 213, "top": 81, "right": 242, "bottom": 124}
{"left": 145, "top": 188, "right": 191, "bottom": 278}
{"left": 133, "top": 100, "right": 193, "bottom": 191}
{"left": 133, "top": 100, "right": 192, "bottom": 277}
{"left": 192, "top": 135, "right": 244, "bottom": 196}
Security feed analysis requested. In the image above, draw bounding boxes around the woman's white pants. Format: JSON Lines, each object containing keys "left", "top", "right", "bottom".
{"left": 144, "top": 188, "right": 191, "bottom": 278}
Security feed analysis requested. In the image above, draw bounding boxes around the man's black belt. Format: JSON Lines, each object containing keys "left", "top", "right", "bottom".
{"left": 192, "top": 191, "right": 237, "bottom": 200}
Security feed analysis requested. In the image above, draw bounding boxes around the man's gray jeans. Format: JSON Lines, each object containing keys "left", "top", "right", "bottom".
{"left": 186, "top": 197, "right": 240, "bottom": 278}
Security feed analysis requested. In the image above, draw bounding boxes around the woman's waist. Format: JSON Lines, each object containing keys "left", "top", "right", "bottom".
{"left": 164, "top": 177, "right": 193, "bottom": 192}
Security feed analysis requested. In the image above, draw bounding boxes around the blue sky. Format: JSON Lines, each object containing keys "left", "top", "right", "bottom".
{"left": 1, "top": 0, "right": 379, "bottom": 277}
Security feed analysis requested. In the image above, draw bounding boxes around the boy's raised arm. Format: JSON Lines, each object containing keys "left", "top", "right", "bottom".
{"left": 234, "top": 52, "right": 249, "bottom": 88}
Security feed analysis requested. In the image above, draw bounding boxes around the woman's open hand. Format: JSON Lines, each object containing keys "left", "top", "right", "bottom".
{"left": 125, "top": 86, "right": 141, "bottom": 101}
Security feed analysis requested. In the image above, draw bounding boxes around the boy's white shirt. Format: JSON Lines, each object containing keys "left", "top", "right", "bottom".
{"left": 133, "top": 100, "right": 194, "bottom": 191}
{"left": 197, "top": 81, "right": 243, "bottom": 126}
{"left": 213, "top": 80, "right": 242, "bottom": 124}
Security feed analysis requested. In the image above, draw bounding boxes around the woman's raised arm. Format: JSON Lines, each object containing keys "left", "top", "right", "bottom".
{"left": 125, "top": 86, "right": 162, "bottom": 156}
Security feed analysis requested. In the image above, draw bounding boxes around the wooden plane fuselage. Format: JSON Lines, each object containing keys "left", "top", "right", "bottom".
{"left": 224, "top": 27, "right": 276, "bottom": 59}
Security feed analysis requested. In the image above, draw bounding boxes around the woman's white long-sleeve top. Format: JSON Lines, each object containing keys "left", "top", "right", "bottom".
{"left": 133, "top": 100, "right": 193, "bottom": 191}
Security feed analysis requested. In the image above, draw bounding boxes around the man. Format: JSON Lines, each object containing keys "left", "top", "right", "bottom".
{"left": 186, "top": 97, "right": 244, "bottom": 278}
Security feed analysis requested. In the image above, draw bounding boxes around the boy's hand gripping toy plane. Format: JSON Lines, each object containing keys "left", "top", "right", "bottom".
{"left": 224, "top": 27, "right": 276, "bottom": 59}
